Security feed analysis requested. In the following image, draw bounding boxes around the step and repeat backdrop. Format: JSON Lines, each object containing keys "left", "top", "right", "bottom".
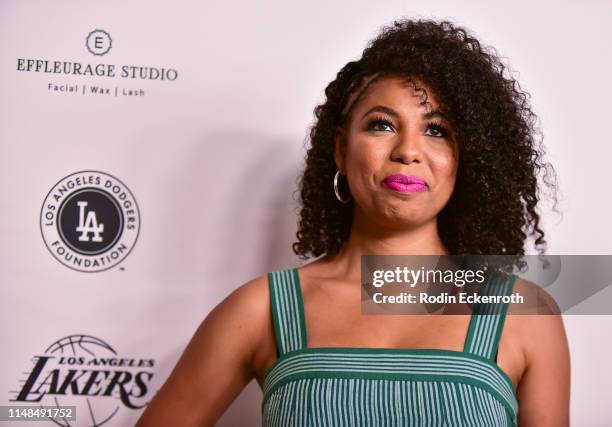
{"left": 1, "top": 0, "right": 611, "bottom": 426}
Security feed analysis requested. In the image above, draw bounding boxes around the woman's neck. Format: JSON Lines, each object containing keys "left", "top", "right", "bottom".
{"left": 322, "top": 211, "right": 448, "bottom": 282}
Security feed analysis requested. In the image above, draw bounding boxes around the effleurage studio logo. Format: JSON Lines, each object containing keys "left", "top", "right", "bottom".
{"left": 10, "top": 334, "right": 155, "bottom": 427}
{"left": 40, "top": 171, "right": 140, "bottom": 272}
{"left": 16, "top": 29, "right": 178, "bottom": 98}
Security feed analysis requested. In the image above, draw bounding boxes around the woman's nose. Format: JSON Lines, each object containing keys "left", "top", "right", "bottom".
{"left": 390, "top": 130, "right": 424, "bottom": 164}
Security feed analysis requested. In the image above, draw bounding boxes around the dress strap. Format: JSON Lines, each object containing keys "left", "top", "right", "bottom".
{"left": 463, "top": 271, "right": 517, "bottom": 361}
{"left": 268, "top": 268, "right": 308, "bottom": 356}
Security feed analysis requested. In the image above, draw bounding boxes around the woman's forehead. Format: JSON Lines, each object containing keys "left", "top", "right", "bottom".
{"left": 355, "top": 76, "right": 441, "bottom": 111}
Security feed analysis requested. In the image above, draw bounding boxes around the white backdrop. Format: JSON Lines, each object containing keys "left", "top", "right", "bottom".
{"left": 1, "top": 0, "right": 611, "bottom": 425}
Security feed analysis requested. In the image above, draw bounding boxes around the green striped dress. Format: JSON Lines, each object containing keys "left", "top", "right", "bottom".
{"left": 262, "top": 267, "right": 519, "bottom": 426}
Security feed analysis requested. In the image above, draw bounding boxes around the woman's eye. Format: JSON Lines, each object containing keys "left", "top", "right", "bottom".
{"left": 368, "top": 119, "right": 394, "bottom": 132}
{"left": 425, "top": 123, "right": 448, "bottom": 138}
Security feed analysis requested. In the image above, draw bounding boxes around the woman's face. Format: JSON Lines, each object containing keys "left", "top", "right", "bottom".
{"left": 335, "top": 76, "right": 458, "bottom": 229}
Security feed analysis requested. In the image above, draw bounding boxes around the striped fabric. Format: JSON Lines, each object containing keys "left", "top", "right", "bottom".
{"left": 263, "top": 268, "right": 518, "bottom": 426}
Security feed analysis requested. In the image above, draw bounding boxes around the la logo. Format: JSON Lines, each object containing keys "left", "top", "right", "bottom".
{"left": 76, "top": 201, "right": 104, "bottom": 242}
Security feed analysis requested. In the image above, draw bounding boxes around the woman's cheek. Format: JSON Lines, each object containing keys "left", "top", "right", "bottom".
{"left": 430, "top": 148, "right": 457, "bottom": 177}
{"left": 347, "top": 141, "right": 381, "bottom": 174}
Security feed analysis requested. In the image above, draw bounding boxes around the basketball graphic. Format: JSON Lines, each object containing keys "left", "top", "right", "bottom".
{"left": 12, "top": 335, "right": 155, "bottom": 427}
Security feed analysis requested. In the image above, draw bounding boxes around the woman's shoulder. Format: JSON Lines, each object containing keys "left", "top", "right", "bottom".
{"left": 504, "top": 275, "right": 568, "bottom": 366}
{"left": 504, "top": 278, "right": 570, "bottom": 421}
{"left": 215, "top": 272, "right": 272, "bottom": 328}
{"left": 509, "top": 275, "right": 561, "bottom": 315}
{"left": 196, "top": 272, "right": 274, "bottom": 358}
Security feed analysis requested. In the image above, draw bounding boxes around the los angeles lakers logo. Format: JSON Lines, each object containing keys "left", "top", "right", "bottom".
{"left": 40, "top": 171, "right": 140, "bottom": 272}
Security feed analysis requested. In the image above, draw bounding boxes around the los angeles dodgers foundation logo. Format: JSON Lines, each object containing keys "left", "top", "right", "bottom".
{"left": 40, "top": 171, "right": 140, "bottom": 272}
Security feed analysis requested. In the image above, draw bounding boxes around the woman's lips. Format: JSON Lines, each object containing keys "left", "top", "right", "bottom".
{"left": 382, "top": 174, "right": 428, "bottom": 193}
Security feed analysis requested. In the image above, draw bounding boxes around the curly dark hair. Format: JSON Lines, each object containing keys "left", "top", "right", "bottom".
{"left": 292, "top": 18, "right": 558, "bottom": 260}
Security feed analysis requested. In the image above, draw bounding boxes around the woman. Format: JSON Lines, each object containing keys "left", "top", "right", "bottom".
{"left": 136, "top": 18, "right": 570, "bottom": 426}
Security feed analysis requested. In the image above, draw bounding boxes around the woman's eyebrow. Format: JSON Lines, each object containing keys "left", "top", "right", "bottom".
{"left": 362, "top": 105, "right": 449, "bottom": 122}
{"left": 422, "top": 109, "right": 449, "bottom": 121}
{"left": 362, "top": 105, "right": 399, "bottom": 119}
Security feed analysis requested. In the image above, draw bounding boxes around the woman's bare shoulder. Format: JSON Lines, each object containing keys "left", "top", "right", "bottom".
{"left": 510, "top": 276, "right": 561, "bottom": 315}
{"left": 166, "top": 272, "right": 274, "bottom": 385}
{"left": 221, "top": 273, "right": 271, "bottom": 312}
{"left": 134, "top": 273, "right": 274, "bottom": 427}
{"left": 208, "top": 273, "right": 272, "bottom": 346}
{"left": 508, "top": 279, "right": 570, "bottom": 425}
{"left": 506, "top": 276, "right": 568, "bottom": 366}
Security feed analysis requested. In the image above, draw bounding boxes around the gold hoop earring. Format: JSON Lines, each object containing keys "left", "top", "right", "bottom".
{"left": 333, "top": 170, "right": 352, "bottom": 203}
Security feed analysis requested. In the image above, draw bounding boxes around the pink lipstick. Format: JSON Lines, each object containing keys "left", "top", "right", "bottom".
{"left": 382, "top": 174, "right": 428, "bottom": 193}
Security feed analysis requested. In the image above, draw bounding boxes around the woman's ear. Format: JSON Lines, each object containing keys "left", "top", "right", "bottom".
{"left": 333, "top": 126, "right": 347, "bottom": 173}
